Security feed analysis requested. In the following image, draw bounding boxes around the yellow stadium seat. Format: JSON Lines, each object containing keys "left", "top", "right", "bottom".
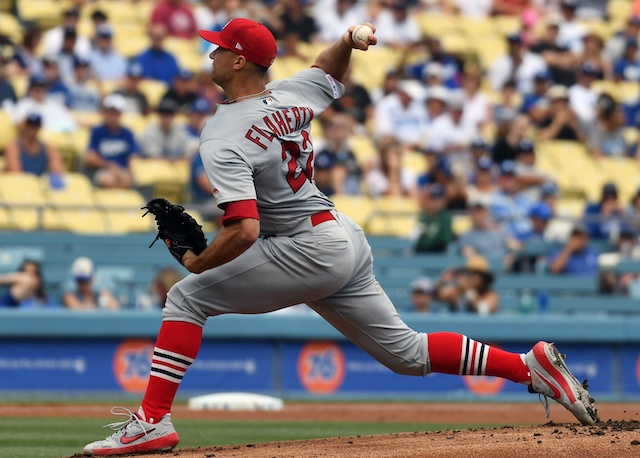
{"left": 40, "top": 173, "right": 95, "bottom": 206}
{"left": 623, "top": 128, "right": 639, "bottom": 146}
{"left": 310, "top": 118, "right": 324, "bottom": 141}
{"left": 268, "top": 56, "right": 311, "bottom": 82}
{"left": 440, "top": 32, "right": 474, "bottom": 56}
{"left": 94, "top": 188, "right": 146, "bottom": 208}
{"left": 0, "top": 12, "right": 22, "bottom": 43}
{"left": 120, "top": 112, "right": 150, "bottom": 137}
{"left": 9, "top": 75, "right": 29, "bottom": 98}
{"left": 556, "top": 198, "right": 586, "bottom": 219}
{"left": 491, "top": 16, "right": 521, "bottom": 36}
{"left": 350, "top": 47, "right": 402, "bottom": 93}
{"left": 94, "top": 189, "right": 149, "bottom": 234}
{"left": 366, "top": 214, "right": 416, "bottom": 238}
{"left": 18, "top": 0, "right": 61, "bottom": 30}
{"left": 608, "top": 0, "right": 633, "bottom": 22}
{"left": 0, "top": 110, "right": 16, "bottom": 151}
{"left": 373, "top": 196, "right": 419, "bottom": 214}
{"left": 403, "top": 150, "right": 427, "bottom": 175}
{"left": 329, "top": 194, "right": 374, "bottom": 228}
{"left": 415, "top": 13, "right": 458, "bottom": 37}
{"left": 113, "top": 31, "right": 150, "bottom": 58}
{"left": 138, "top": 80, "right": 169, "bottom": 109}
{"left": 0, "top": 173, "right": 46, "bottom": 231}
{"left": 473, "top": 36, "right": 507, "bottom": 68}
{"left": 617, "top": 81, "right": 640, "bottom": 104}
{"left": 45, "top": 208, "right": 109, "bottom": 234}
{"left": 598, "top": 157, "right": 640, "bottom": 203}
{"left": 0, "top": 206, "right": 10, "bottom": 229}
{"left": 456, "top": 17, "right": 496, "bottom": 40}
{"left": 350, "top": 134, "right": 378, "bottom": 167}
{"left": 104, "top": 208, "right": 154, "bottom": 233}
{"left": 452, "top": 214, "right": 472, "bottom": 236}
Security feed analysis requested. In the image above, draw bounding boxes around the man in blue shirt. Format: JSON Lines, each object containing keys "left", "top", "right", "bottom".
{"left": 132, "top": 24, "right": 180, "bottom": 84}
{"left": 489, "top": 160, "right": 533, "bottom": 240}
{"left": 613, "top": 38, "right": 640, "bottom": 82}
{"left": 548, "top": 224, "right": 599, "bottom": 276}
{"left": 84, "top": 94, "right": 138, "bottom": 188}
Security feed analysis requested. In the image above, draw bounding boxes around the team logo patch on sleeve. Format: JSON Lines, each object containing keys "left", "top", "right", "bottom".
{"left": 325, "top": 74, "right": 340, "bottom": 99}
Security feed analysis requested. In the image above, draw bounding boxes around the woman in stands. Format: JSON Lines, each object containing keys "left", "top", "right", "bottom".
{"left": 3, "top": 112, "right": 65, "bottom": 176}
{"left": 0, "top": 260, "right": 47, "bottom": 308}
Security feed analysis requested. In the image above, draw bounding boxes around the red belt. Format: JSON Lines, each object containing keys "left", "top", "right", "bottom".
{"left": 311, "top": 211, "right": 335, "bottom": 226}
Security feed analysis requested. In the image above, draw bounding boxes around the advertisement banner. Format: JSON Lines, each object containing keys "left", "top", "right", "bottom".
{"left": 0, "top": 339, "right": 274, "bottom": 393}
{"left": 620, "top": 346, "right": 640, "bottom": 394}
{"left": 280, "top": 341, "right": 614, "bottom": 397}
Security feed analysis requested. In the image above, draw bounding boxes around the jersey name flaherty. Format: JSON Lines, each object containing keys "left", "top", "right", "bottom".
{"left": 245, "top": 106, "right": 315, "bottom": 150}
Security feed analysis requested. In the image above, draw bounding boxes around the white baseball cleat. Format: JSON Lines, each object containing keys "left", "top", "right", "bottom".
{"left": 525, "top": 341, "right": 598, "bottom": 426}
{"left": 83, "top": 407, "right": 179, "bottom": 455}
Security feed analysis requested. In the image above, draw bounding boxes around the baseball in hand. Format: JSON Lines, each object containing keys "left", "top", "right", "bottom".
{"left": 352, "top": 24, "right": 374, "bottom": 46}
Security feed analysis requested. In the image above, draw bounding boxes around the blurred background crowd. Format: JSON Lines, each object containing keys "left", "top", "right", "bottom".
{"left": 1, "top": 0, "right": 640, "bottom": 313}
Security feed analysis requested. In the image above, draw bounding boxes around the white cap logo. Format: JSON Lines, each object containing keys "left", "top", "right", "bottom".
{"left": 235, "top": 42, "right": 243, "bottom": 50}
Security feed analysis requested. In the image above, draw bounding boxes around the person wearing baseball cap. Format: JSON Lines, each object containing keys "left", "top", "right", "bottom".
{"left": 414, "top": 183, "right": 455, "bottom": 253}
{"left": 62, "top": 257, "right": 119, "bottom": 310}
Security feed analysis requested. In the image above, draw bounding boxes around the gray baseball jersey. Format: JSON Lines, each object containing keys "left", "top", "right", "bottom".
{"left": 199, "top": 67, "right": 343, "bottom": 235}
{"left": 164, "top": 67, "right": 429, "bottom": 377}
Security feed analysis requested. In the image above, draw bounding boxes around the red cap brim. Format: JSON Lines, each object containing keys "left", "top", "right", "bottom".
{"left": 199, "top": 30, "right": 228, "bottom": 49}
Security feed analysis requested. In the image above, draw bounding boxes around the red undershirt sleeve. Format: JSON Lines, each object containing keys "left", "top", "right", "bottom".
{"left": 221, "top": 199, "right": 260, "bottom": 226}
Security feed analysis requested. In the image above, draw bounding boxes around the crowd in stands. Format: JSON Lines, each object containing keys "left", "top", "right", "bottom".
{"left": 2, "top": 0, "right": 640, "bottom": 313}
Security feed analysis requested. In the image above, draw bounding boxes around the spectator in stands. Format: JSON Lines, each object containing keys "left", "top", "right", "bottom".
{"left": 374, "top": 79, "right": 427, "bottom": 150}
{"left": 0, "top": 260, "right": 48, "bottom": 308}
{"left": 373, "top": 0, "right": 420, "bottom": 49}
{"left": 134, "top": 24, "right": 181, "bottom": 85}
{"left": 3, "top": 113, "right": 65, "bottom": 176}
{"left": 588, "top": 93, "right": 629, "bottom": 158}
{"left": 434, "top": 256, "right": 499, "bottom": 315}
{"left": 492, "top": 113, "right": 530, "bottom": 163}
{"left": 548, "top": 223, "right": 599, "bottom": 275}
{"left": 576, "top": 31, "right": 611, "bottom": 81}
{"left": 113, "top": 63, "right": 150, "bottom": 116}
{"left": 490, "top": 160, "right": 534, "bottom": 240}
{"left": 88, "top": 10, "right": 110, "bottom": 48}
{"left": 371, "top": 67, "right": 400, "bottom": 103}
{"left": 314, "top": 0, "right": 365, "bottom": 43}
{"left": 422, "top": 86, "right": 456, "bottom": 152}
{"left": 184, "top": 98, "right": 211, "bottom": 156}
{"left": 62, "top": 257, "right": 119, "bottom": 311}
{"left": 556, "top": 0, "right": 586, "bottom": 55}
{"left": 85, "top": 94, "right": 138, "bottom": 189}
{"left": 492, "top": 79, "right": 520, "bottom": 126}
{"left": 89, "top": 25, "right": 128, "bottom": 82}
{"left": 466, "top": 156, "right": 496, "bottom": 204}
{"left": 366, "top": 138, "right": 417, "bottom": 198}
{"left": 613, "top": 39, "right": 640, "bottom": 82}
{"left": 512, "top": 201, "right": 554, "bottom": 272}
{"left": 194, "top": 0, "right": 229, "bottom": 34}
{"left": 492, "top": 0, "right": 536, "bottom": 16}
{"left": 530, "top": 15, "right": 577, "bottom": 86}
{"left": 161, "top": 69, "right": 198, "bottom": 113}
{"left": 568, "top": 62, "right": 599, "bottom": 128}
{"left": 42, "top": 7, "right": 91, "bottom": 57}
{"left": 451, "top": 0, "right": 492, "bottom": 18}
{"left": 445, "top": 90, "right": 477, "bottom": 163}
{"left": 145, "top": 267, "right": 183, "bottom": 310}
{"left": 625, "top": 187, "right": 640, "bottom": 230}
{"left": 57, "top": 27, "right": 81, "bottom": 85}
{"left": 409, "top": 277, "right": 434, "bottom": 313}
{"left": 413, "top": 183, "right": 455, "bottom": 253}
{"left": 514, "top": 140, "right": 551, "bottom": 201}
{"left": 329, "top": 67, "right": 373, "bottom": 127}
{"left": 0, "top": 57, "right": 16, "bottom": 107}
{"left": 459, "top": 194, "right": 521, "bottom": 260}
{"left": 190, "top": 152, "right": 213, "bottom": 204}
{"left": 140, "top": 99, "right": 190, "bottom": 161}
{"left": 151, "top": 0, "right": 198, "bottom": 39}
{"left": 403, "top": 36, "right": 461, "bottom": 89}
{"left": 584, "top": 182, "right": 624, "bottom": 241}
{"left": 314, "top": 114, "right": 361, "bottom": 196}
{"left": 41, "top": 55, "right": 73, "bottom": 108}
{"left": 537, "top": 85, "right": 584, "bottom": 141}
{"left": 68, "top": 56, "right": 101, "bottom": 112}
{"left": 460, "top": 69, "right": 491, "bottom": 133}
{"left": 521, "top": 71, "right": 550, "bottom": 117}
{"left": 8, "top": 26, "right": 43, "bottom": 77}
{"left": 11, "top": 75, "right": 76, "bottom": 133}
{"left": 488, "top": 33, "right": 547, "bottom": 94}
{"left": 605, "top": 16, "right": 640, "bottom": 63}
{"left": 270, "top": 0, "right": 318, "bottom": 42}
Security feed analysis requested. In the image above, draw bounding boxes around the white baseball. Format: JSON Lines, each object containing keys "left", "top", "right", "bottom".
{"left": 352, "top": 24, "right": 374, "bottom": 46}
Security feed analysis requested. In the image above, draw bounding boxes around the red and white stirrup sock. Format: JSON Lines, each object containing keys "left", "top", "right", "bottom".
{"left": 139, "top": 321, "right": 202, "bottom": 423}
{"left": 427, "top": 332, "right": 531, "bottom": 384}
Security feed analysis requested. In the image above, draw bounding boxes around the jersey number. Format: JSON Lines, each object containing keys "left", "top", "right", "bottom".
{"left": 282, "top": 135, "right": 313, "bottom": 193}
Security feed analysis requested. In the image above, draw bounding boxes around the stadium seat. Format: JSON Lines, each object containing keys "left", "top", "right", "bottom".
{"left": 456, "top": 17, "right": 496, "bottom": 40}
{"left": 491, "top": 16, "right": 521, "bottom": 36}
{"left": 0, "top": 207, "right": 10, "bottom": 230}
{"left": 598, "top": 157, "right": 640, "bottom": 203}
{"left": 0, "top": 12, "right": 22, "bottom": 43}
{"left": 44, "top": 208, "right": 109, "bottom": 234}
{"left": 556, "top": 198, "right": 586, "bottom": 218}
{"left": 120, "top": 113, "right": 149, "bottom": 137}
{"left": 18, "top": 0, "right": 61, "bottom": 29}
{"left": 269, "top": 56, "right": 311, "bottom": 82}
{"left": 608, "top": 0, "right": 633, "bottom": 22}
{"left": 9, "top": 74, "right": 29, "bottom": 98}
{"left": 402, "top": 150, "right": 427, "bottom": 175}
{"left": 130, "top": 158, "right": 188, "bottom": 187}
{"left": 350, "top": 134, "right": 378, "bottom": 167}
{"left": 0, "top": 173, "right": 46, "bottom": 231}
{"left": 40, "top": 173, "right": 95, "bottom": 207}
{"left": 138, "top": 80, "right": 169, "bottom": 109}
{"left": 113, "top": 28, "right": 150, "bottom": 58}
{"left": 440, "top": 32, "right": 474, "bottom": 56}
{"left": 452, "top": 214, "right": 472, "bottom": 236}
{"left": 94, "top": 189, "right": 150, "bottom": 233}
{"left": 415, "top": 13, "right": 458, "bottom": 37}
{"left": 473, "top": 36, "right": 507, "bottom": 68}
{"left": 367, "top": 196, "right": 419, "bottom": 238}
{"left": 329, "top": 194, "right": 374, "bottom": 228}
{"left": 350, "top": 47, "right": 402, "bottom": 93}
{"left": 94, "top": 188, "right": 146, "bottom": 208}
{"left": 0, "top": 110, "right": 16, "bottom": 151}
{"left": 617, "top": 81, "right": 640, "bottom": 104}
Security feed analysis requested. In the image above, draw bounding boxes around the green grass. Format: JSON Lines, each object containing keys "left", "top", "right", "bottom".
{"left": 0, "top": 417, "right": 495, "bottom": 458}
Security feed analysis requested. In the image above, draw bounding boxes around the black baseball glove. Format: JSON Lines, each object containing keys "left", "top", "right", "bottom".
{"left": 142, "top": 198, "right": 208, "bottom": 265}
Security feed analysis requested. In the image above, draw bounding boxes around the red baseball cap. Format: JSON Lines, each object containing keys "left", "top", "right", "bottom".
{"left": 199, "top": 18, "right": 277, "bottom": 68}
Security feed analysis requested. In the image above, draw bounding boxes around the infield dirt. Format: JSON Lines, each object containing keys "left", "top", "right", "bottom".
{"left": 5, "top": 402, "right": 638, "bottom": 458}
